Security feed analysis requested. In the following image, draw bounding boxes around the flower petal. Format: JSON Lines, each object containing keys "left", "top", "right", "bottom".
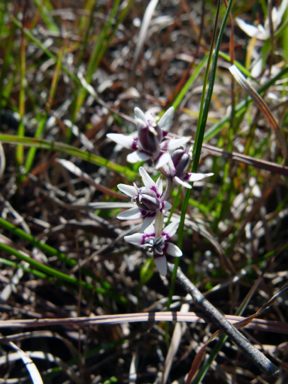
{"left": 161, "top": 221, "right": 179, "bottom": 239}
{"left": 235, "top": 18, "right": 268, "bottom": 40}
{"left": 276, "top": 0, "right": 288, "bottom": 26}
{"left": 154, "top": 152, "right": 171, "bottom": 169}
{"left": 140, "top": 216, "right": 156, "bottom": 232}
{"left": 155, "top": 177, "right": 163, "bottom": 197}
{"left": 144, "top": 223, "right": 156, "bottom": 235}
{"left": 117, "top": 207, "right": 142, "bottom": 220}
{"left": 174, "top": 176, "right": 192, "bottom": 189}
{"left": 139, "top": 166, "right": 156, "bottom": 191}
{"left": 160, "top": 136, "right": 191, "bottom": 152}
{"left": 158, "top": 107, "right": 174, "bottom": 132}
{"left": 144, "top": 111, "right": 157, "bottom": 129}
{"left": 154, "top": 255, "right": 167, "bottom": 276}
{"left": 183, "top": 172, "right": 214, "bottom": 182}
{"left": 107, "top": 133, "right": 138, "bottom": 150}
{"left": 134, "top": 107, "right": 147, "bottom": 128}
{"left": 161, "top": 201, "right": 172, "bottom": 214}
{"left": 117, "top": 184, "right": 137, "bottom": 197}
{"left": 165, "top": 242, "right": 182, "bottom": 257}
{"left": 124, "top": 233, "right": 145, "bottom": 246}
{"left": 127, "top": 150, "right": 151, "bottom": 163}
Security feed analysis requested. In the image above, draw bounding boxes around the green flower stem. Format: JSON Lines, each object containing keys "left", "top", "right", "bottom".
{"left": 154, "top": 212, "right": 164, "bottom": 238}
{"left": 167, "top": 0, "right": 223, "bottom": 313}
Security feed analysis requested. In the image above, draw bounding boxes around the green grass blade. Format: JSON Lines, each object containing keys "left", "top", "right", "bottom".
{"left": 0, "top": 134, "right": 138, "bottom": 181}
{"left": 169, "top": 0, "right": 230, "bottom": 313}
{"left": 0, "top": 217, "right": 108, "bottom": 289}
{"left": 73, "top": 0, "right": 133, "bottom": 120}
{"left": 172, "top": 54, "right": 209, "bottom": 111}
{"left": 73, "top": 0, "right": 122, "bottom": 118}
{"left": 204, "top": 65, "right": 288, "bottom": 142}
{"left": 0, "top": 19, "right": 16, "bottom": 109}
{"left": 23, "top": 116, "right": 46, "bottom": 179}
{"left": 0, "top": 242, "right": 103, "bottom": 292}
{"left": 77, "top": 0, "right": 98, "bottom": 67}
{"left": 0, "top": 257, "right": 54, "bottom": 281}
{"left": 12, "top": 17, "right": 80, "bottom": 85}
{"left": 32, "top": 0, "right": 59, "bottom": 33}
{"left": 16, "top": 32, "right": 26, "bottom": 167}
{"left": 22, "top": 40, "right": 67, "bottom": 181}
{"left": 0, "top": 217, "right": 127, "bottom": 303}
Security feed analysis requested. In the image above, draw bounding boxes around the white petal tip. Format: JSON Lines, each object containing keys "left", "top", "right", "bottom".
{"left": 166, "top": 243, "right": 182, "bottom": 257}
{"left": 127, "top": 151, "right": 151, "bottom": 163}
{"left": 106, "top": 133, "right": 135, "bottom": 149}
{"left": 154, "top": 152, "right": 170, "bottom": 169}
{"left": 154, "top": 256, "right": 167, "bottom": 276}
{"left": 116, "top": 207, "right": 142, "bottom": 220}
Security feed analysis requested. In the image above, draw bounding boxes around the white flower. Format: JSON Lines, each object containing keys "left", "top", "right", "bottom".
{"left": 236, "top": 0, "right": 288, "bottom": 40}
{"left": 117, "top": 167, "right": 172, "bottom": 232}
{"left": 236, "top": 0, "right": 288, "bottom": 77}
{"left": 124, "top": 221, "right": 182, "bottom": 276}
{"left": 107, "top": 107, "right": 190, "bottom": 168}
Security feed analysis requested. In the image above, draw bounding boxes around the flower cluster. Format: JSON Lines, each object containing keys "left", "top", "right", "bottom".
{"left": 107, "top": 107, "right": 213, "bottom": 276}
{"left": 107, "top": 107, "right": 190, "bottom": 168}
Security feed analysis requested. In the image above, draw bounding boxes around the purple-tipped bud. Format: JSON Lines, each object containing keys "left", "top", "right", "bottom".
{"left": 171, "top": 149, "right": 190, "bottom": 177}
{"left": 138, "top": 123, "right": 163, "bottom": 153}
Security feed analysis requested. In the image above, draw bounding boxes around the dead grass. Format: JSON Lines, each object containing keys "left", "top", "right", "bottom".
{"left": 0, "top": 0, "right": 287, "bottom": 383}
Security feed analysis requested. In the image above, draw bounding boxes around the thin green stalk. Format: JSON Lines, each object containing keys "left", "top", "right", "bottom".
{"left": 32, "top": 0, "right": 59, "bottom": 32}
{"left": 47, "top": 40, "right": 66, "bottom": 108}
{"left": 77, "top": 0, "right": 98, "bottom": 67}
{"left": 192, "top": 334, "right": 227, "bottom": 383}
{"left": 0, "top": 242, "right": 103, "bottom": 292}
{"left": 172, "top": 54, "right": 209, "bottom": 111}
{"left": 169, "top": 0, "right": 226, "bottom": 312}
{"left": 16, "top": 29, "right": 26, "bottom": 167}
{"left": 192, "top": 0, "right": 222, "bottom": 171}
{"left": 0, "top": 257, "right": 54, "bottom": 281}
{"left": 73, "top": 0, "right": 121, "bottom": 119}
{"left": 0, "top": 217, "right": 111, "bottom": 292}
{"left": 72, "top": 0, "right": 133, "bottom": 122}
{"left": 12, "top": 17, "right": 79, "bottom": 84}
{"left": 0, "top": 20, "right": 16, "bottom": 109}
{"left": 22, "top": 40, "right": 67, "bottom": 182}
{"left": 23, "top": 115, "right": 46, "bottom": 179}
{"left": 204, "top": 65, "right": 288, "bottom": 141}
{"left": 0, "top": 64, "right": 18, "bottom": 110}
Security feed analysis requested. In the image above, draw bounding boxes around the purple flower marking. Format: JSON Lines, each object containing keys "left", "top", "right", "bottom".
{"left": 107, "top": 106, "right": 191, "bottom": 168}
{"left": 116, "top": 167, "right": 172, "bottom": 232}
{"left": 124, "top": 221, "right": 182, "bottom": 276}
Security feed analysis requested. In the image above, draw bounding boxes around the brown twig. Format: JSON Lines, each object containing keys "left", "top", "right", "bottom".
{"left": 167, "top": 263, "right": 279, "bottom": 376}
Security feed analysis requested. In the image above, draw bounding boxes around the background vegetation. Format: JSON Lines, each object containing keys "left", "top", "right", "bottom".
{"left": 0, "top": 0, "right": 287, "bottom": 383}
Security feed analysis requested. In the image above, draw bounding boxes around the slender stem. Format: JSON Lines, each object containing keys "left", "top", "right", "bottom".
{"left": 161, "top": 177, "right": 174, "bottom": 202}
{"left": 167, "top": 263, "right": 279, "bottom": 376}
{"left": 153, "top": 177, "right": 174, "bottom": 238}
{"left": 154, "top": 211, "right": 164, "bottom": 238}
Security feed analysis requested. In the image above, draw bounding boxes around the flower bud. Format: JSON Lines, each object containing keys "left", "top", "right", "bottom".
{"left": 138, "top": 122, "right": 163, "bottom": 153}
{"left": 171, "top": 149, "right": 190, "bottom": 177}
